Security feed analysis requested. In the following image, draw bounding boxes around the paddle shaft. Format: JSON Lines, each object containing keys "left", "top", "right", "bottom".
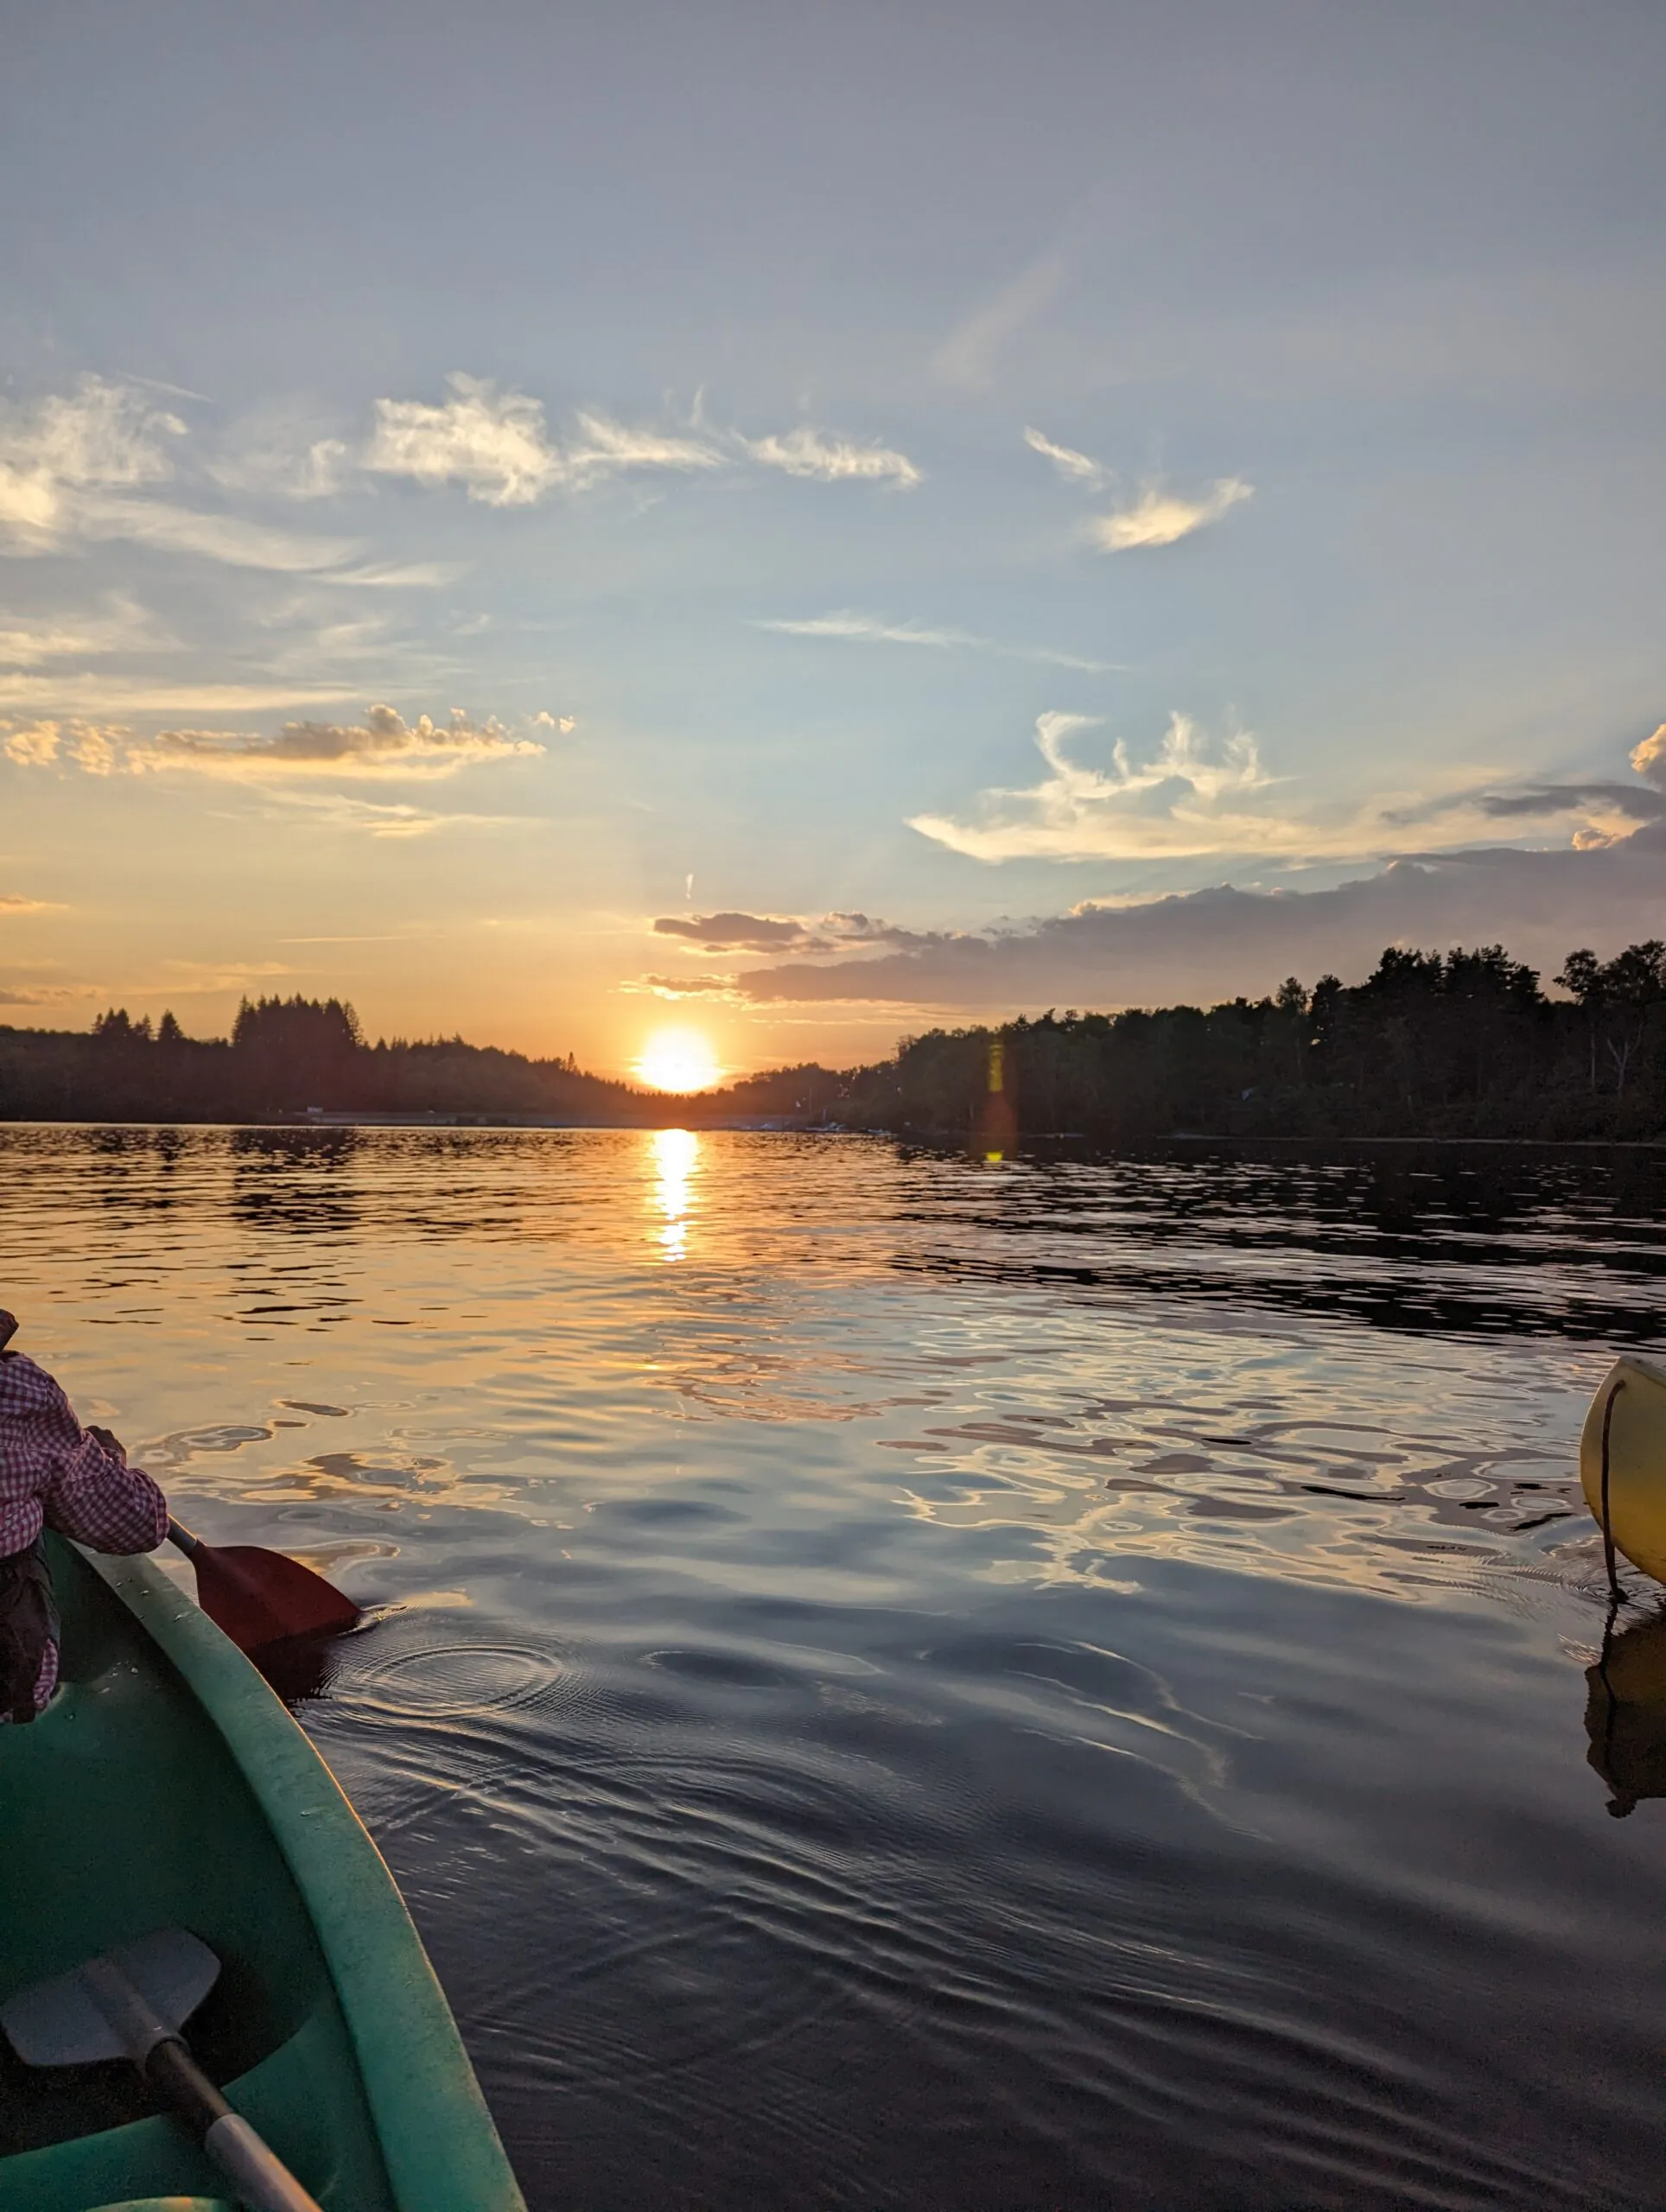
{"left": 83, "top": 1953, "right": 322, "bottom": 2212}
{"left": 167, "top": 1516, "right": 203, "bottom": 1559}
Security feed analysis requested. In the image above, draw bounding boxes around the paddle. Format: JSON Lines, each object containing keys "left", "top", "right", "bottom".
{"left": 1, "top": 1925, "right": 322, "bottom": 2212}
{"left": 167, "top": 1517, "right": 361, "bottom": 1653}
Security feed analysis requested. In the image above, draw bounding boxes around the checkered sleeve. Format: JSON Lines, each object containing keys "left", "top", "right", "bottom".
{"left": 0, "top": 1356, "right": 169, "bottom": 1555}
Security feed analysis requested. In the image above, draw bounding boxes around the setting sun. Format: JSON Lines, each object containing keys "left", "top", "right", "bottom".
{"left": 633, "top": 1027, "right": 722, "bottom": 1095}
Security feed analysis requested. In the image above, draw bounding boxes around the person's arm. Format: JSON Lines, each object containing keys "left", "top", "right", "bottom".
{"left": 39, "top": 1395, "right": 169, "bottom": 1555}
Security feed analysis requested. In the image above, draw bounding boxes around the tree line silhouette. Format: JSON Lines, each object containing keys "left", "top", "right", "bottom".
{"left": 4, "top": 943, "right": 1666, "bottom": 1141}
{"left": 841, "top": 940, "right": 1666, "bottom": 1143}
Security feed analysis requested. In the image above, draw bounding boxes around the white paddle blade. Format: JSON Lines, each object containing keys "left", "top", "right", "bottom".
{"left": 1, "top": 1926, "right": 220, "bottom": 2067}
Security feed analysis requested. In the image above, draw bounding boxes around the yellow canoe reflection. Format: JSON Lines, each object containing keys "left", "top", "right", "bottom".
{"left": 1587, "top": 1608, "right": 1666, "bottom": 1817}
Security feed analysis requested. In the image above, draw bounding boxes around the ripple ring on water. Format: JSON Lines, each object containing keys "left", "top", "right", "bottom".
{"left": 351, "top": 1642, "right": 566, "bottom": 1719}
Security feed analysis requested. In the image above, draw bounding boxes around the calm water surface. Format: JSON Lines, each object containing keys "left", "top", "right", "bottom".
{"left": 6, "top": 1125, "right": 1666, "bottom": 2209}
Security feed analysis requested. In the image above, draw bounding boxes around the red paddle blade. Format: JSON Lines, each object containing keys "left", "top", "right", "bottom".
{"left": 188, "top": 1543, "right": 360, "bottom": 1652}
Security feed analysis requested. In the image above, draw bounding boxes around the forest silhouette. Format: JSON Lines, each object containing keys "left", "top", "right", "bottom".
{"left": 5, "top": 940, "right": 1666, "bottom": 1142}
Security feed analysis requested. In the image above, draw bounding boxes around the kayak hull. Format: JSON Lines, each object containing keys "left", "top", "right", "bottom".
{"left": 0, "top": 1538, "right": 525, "bottom": 2212}
{"left": 1580, "top": 1354, "right": 1666, "bottom": 1586}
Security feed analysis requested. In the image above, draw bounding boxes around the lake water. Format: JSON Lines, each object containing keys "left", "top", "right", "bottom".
{"left": 5, "top": 1124, "right": 1666, "bottom": 2209}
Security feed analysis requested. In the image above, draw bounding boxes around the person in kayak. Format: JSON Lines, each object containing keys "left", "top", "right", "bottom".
{"left": 0, "top": 1308, "right": 169, "bottom": 1721}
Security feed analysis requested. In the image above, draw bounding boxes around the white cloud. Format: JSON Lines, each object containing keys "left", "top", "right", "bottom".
{"left": 756, "top": 608, "right": 1113, "bottom": 672}
{"left": 0, "top": 893, "right": 57, "bottom": 914}
{"left": 366, "top": 377, "right": 557, "bottom": 505}
{"left": 742, "top": 426, "right": 920, "bottom": 487}
{"left": 1088, "top": 479, "right": 1253, "bottom": 551}
{"left": 566, "top": 411, "right": 723, "bottom": 483}
{"left": 3, "top": 702, "right": 548, "bottom": 781}
{"left": 0, "top": 378, "right": 360, "bottom": 572}
{"left": 365, "top": 376, "right": 920, "bottom": 505}
{"left": 366, "top": 376, "right": 724, "bottom": 505}
{"left": 910, "top": 711, "right": 1666, "bottom": 869}
{"left": 912, "top": 710, "right": 1287, "bottom": 862}
{"left": 0, "top": 376, "right": 183, "bottom": 541}
{"left": 1022, "top": 427, "right": 1105, "bottom": 487}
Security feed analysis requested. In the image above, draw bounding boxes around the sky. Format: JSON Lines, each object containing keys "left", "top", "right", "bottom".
{"left": 2, "top": 1, "right": 1663, "bottom": 1082}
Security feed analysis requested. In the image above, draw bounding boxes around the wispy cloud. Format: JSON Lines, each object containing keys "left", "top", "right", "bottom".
{"left": 937, "top": 247, "right": 1068, "bottom": 387}
{"left": 1088, "top": 479, "right": 1253, "bottom": 551}
{"left": 741, "top": 427, "right": 920, "bottom": 487}
{"left": 910, "top": 710, "right": 1666, "bottom": 868}
{"left": 0, "top": 376, "right": 359, "bottom": 573}
{"left": 1022, "top": 427, "right": 1105, "bottom": 487}
{"left": 207, "top": 405, "right": 350, "bottom": 500}
{"left": 262, "top": 790, "right": 521, "bottom": 838}
{"left": 0, "top": 893, "right": 58, "bottom": 915}
{"left": 366, "top": 378, "right": 560, "bottom": 505}
{"left": 3, "top": 702, "right": 548, "bottom": 780}
{"left": 73, "top": 495, "right": 360, "bottom": 571}
{"left": 362, "top": 376, "right": 922, "bottom": 505}
{"left": 912, "top": 710, "right": 1285, "bottom": 861}
{"left": 0, "top": 376, "right": 183, "bottom": 540}
{"left": 1022, "top": 426, "right": 1253, "bottom": 553}
{"left": 366, "top": 376, "right": 725, "bottom": 505}
{"left": 755, "top": 608, "right": 1113, "bottom": 672}
{"left": 331, "top": 560, "right": 463, "bottom": 589}
{"left": 0, "top": 595, "right": 165, "bottom": 667}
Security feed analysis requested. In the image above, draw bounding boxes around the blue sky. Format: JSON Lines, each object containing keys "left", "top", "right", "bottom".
{"left": 3, "top": 2, "right": 1663, "bottom": 1075}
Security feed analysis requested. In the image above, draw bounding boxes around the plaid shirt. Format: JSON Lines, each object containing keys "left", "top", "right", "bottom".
{"left": 0, "top": 1351, "right": 169, "bottom": 1708}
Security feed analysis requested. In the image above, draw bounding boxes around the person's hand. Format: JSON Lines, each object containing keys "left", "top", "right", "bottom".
{"left": 87, "top": 1423, "right": 127, "bottom": 1462}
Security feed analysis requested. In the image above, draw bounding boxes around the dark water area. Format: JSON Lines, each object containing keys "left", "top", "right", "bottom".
{"left": 6, "top": 1125, "right": 1666, "bottom": 2209}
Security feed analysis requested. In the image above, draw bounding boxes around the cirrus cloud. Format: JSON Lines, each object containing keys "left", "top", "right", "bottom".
{"left": 366, "top": 376, "right": 726, "bottom": 505}
{"left": 1088, "top": 478, "right": 1254, "bottom": 552}
{"left": 741, "top": 426, "right": 920, "bottom": 487}
{"left": 0, "top": 376, "right": 182, "bottom": 539}
{"left": 0, "top": 375, "right": 361, "bottom": 573}
{"left": 1022, "top": 426, "right": 1253, "bottom": 552}
{"left": 909, "top": 710, "right": 1666, "bottom": 868}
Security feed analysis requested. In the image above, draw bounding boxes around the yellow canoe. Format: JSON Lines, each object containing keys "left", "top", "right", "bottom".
{"left": 1580, "top": 1354, "right": 1666, "bottom": 1585}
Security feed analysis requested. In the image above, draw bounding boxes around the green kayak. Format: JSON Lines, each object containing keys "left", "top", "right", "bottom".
{"left": 0, "top": 1535, "right": 527, "bottom": 2212}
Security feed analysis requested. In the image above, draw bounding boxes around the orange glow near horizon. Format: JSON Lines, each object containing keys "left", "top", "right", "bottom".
{"left": 634, "top": 1027, "right": 722, "bottom": 1094}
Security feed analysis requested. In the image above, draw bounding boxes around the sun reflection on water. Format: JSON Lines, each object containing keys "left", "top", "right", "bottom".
{"left": 651, "top": 1127, "right": 700, "bottom": 1262}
